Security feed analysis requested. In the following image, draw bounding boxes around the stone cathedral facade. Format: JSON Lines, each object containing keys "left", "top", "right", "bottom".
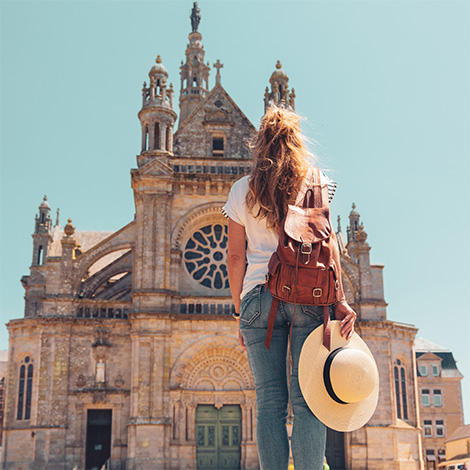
{"left": 3, "top": 5, "right": 428, "bottom": 470}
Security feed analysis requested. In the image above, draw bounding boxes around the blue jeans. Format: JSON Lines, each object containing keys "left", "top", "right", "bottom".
{"left": 239, "top": 284, "right": 327, "bottom": 470}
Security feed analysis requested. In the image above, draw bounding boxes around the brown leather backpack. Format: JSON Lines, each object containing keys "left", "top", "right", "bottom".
{"left": 264, "top": 167, "right": 345, "bottom": 351}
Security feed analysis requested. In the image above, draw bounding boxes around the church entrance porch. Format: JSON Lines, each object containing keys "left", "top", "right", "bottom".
{"left": 85, "top": 409, "right": 112, "bottom": 470}
{"left": 196, "top": 404, "right": 241, "bottom": 470}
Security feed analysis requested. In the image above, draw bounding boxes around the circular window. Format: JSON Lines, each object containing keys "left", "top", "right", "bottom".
{"left": 184, "top": 224, "right": 229, "bottom": 289}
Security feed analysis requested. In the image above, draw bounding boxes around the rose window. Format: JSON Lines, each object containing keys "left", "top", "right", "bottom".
{"left": 184, "top": 224, "right": 229, "bottom": 289}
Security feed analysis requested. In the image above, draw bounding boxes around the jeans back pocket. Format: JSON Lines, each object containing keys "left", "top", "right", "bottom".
{"left": 239, "top": 285, "right": 262, "bottom": 326}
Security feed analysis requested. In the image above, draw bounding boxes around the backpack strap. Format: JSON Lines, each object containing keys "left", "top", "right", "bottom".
{"left": 264, "top": 297, "right": 279, "bottom": 350}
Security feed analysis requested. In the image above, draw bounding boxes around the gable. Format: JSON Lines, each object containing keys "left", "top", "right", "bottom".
{"left": 417, "top": 352, "right": 442, "bottom": 362}
{"left": 136, "top": 157, "right": 173, "bottom": 177}
{"left": 174, "top": 83, "right": 256, "bottom": 160}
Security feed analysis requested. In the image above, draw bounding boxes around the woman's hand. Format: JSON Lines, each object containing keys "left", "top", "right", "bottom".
{"left": 236, "top": 319, "right": 246, "bottom": 350}
{"left": 334, "top": 301, "right": 357, "bottom": 340}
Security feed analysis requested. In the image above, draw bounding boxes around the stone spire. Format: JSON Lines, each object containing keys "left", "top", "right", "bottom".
{"left": 264, "top": 60, "right": 296, "bottom": 112}
{"left": 32, "top": 195, "right": 53, "bottom": 266}
{"left": 138, "top": 55, "right": 177, "bottom": 167}
{"left": 178, "top": 3, "right": 210, "bottom": 127}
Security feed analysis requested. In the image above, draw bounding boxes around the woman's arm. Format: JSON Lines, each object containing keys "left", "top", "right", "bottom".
{"left": 227, "top": 217, "right": 247, "bottom": 348}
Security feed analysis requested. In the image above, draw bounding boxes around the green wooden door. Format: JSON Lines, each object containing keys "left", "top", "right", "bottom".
{"left": 196, "top": 405, "right": 241, "bottom": 470}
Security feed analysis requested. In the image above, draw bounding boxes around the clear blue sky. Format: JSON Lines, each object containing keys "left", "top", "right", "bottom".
{"left": 1, "top": 0, "right": 469, "bottom": 419}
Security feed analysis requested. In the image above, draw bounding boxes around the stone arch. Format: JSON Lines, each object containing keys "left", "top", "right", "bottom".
{"left": 172, "top": 203, "right": 227, "bottom": 250}
{"left": 73, "top": 243, "right": 134, "bottom": 294}
{"left": 79, "top": 251, "right": 132, "bottom": 299}
{"left": 170, "top": 336, "right": 253, "bottom": 391}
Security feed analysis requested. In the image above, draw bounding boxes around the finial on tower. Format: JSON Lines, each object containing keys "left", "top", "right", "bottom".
{"left": 55, "top": 208, "right": 60, "bottom": 227}
{"left": 337, "top": 215, "right": 342, "bottom": 232}
{"left": 64, "top": 218, "right": 75, "bottom": 237}
{"left": 190, "top": 2, "right": 201, "bottom": 32}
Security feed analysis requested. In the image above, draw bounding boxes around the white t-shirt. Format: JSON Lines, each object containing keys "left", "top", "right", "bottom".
{"left": 223, "top": 171, "right": 336, "bottom": 300}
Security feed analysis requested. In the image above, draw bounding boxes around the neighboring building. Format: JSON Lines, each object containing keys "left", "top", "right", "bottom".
{"left": 439, "top": 425, "right": 470, "bottom": 470}
{"left": 1, "top": 4, "right": 438, "bottom": 470}
{"left": 415, "top": 338, "right": 465, "bottom": 469}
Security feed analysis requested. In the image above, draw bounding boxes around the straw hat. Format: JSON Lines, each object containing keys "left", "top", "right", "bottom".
{"left": 299, "top": 320, "right": 379, "bottom": 432}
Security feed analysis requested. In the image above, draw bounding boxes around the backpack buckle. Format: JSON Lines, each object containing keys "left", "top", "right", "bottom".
{"left": 301, "top": 243, "right": 312, "bottom": 255}
{"left": 313, "top": 288, "right": 322, "bottom": 298}
{"left": 335, "top": 280, "right": 340, "bottom": 290}
{"left": 282, "top": 285, "right": 291, "bottom": 294}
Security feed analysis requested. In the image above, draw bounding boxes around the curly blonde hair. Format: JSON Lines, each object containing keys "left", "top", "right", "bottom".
{"left": 246, "top": 106, "right": 311, "bottom": 232}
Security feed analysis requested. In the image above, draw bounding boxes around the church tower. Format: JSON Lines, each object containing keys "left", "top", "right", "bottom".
{"left": 138, "top": 55, "right": 177, "bottom": 168}
{"left": 264, "top": 60, "right": 296, "bottom": 111}
{"left": 178, "top": 2, "right": 211, "bottom": 126}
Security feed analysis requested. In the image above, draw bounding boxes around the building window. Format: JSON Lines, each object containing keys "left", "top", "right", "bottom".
{"left": 17, "top": 357, "right": 34, "bottom": 420}
{"left": 394, "top": 360, "right": 408, "bottom": 420}
{"left": 37, "top": 245, "right": 43, "bottom": 265}
{"left": 425, "top": 449, "right": 436, "bottom": 469}
{"left": 154, "top": 123, "right": 160, "bottom": 150}
{"left": 394, "top": 367, "right": 401, "bottom": 418}
{"left": 432, "top": 365, "right": 439, "bottom": 376}
{"left": 420, "top": 365, "right": 428, "bottom": 376}
{"left": 436, "top": 420, "right": 444, "bottom": 437}
{"left": 183, "top": 224, "right": 229, "bottom": 290}
{"left": 212, "top": 137, "right": 224, "bottom": 157}
{"left": 400, "top": 367, "right": 408, "bottom": 419}
{"left": 424, "top": 420, "right": 433, "bottom": 437}
{"left": 433, "top": 390, "right": 442, "bottom": 407}
{"left": 438, "top": 449, "right": 446, "bottom": 462}
{"left": 422, "top": 389, "right": 430, "bottom": 407}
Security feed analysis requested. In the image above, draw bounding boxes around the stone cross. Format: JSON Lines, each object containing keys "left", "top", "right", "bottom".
{"left": 213, "top": 60, "right": 223, "bottom": 84}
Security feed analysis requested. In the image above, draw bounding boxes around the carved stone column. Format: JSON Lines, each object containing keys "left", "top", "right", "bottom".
{"left": 159, "top": 124, "right": 167, "bottom": 152}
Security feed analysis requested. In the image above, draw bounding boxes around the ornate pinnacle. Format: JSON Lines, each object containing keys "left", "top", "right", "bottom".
{"left": 156, "top": 55, "right": 162, "bottom": 64}
{"left": 64, "top": 218, "right": 75, "bottom": 237}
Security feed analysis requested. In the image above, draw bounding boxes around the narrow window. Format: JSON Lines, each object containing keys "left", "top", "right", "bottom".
{"left": 424, "top": 420, "right": 432, "bottom": 437}
{"left": 394, "top": 367, "right": 401, "bottom": 419}
{"left": 422, "top": 389, "right": 430, "bottom": 407}
{"left": 433, "top": 390, "right": 442, "bottom": 406}
{"left": 17, "top": 365, "right": 25, "bottom": 420}
{"left": 192, "top": 76, "right": 197, "bottom": 87}
{"left": 436, "top": 420, "right": 444, "bottom": 437}
{"left": 420, "top": 365, "right": 427, "bottom": 376}
{"left": 400, "top": 367, "right": 408, "bottom": 419}
{"left": 142, "top": 125, "right": 148, "bottom": 152}
{"left": 25, "top": 364, "right": 33, "bottom": 420}
{"left": 37, "top": 245, "right": 43, "bottom": 265}
{"left": 154, "top": 123, "right": 160, "bottom": 150}
{"left": 212, "top": 137, "right": 224, "bottom": 157}
{"left": 432, "top": 365, "right": 439, "bottom": 376}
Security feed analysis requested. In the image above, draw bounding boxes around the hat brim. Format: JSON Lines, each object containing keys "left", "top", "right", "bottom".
{"left": 299, "top": 320, "right": 379, "bottom": 432}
